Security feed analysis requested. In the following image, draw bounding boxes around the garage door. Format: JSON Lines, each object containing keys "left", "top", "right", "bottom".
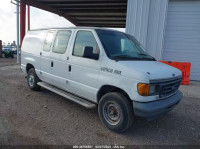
{"left": 163, "top": 0, "right": 200, "bottom": 81}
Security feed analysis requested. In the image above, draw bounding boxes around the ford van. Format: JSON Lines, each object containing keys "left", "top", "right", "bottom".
{"left": 21, "top": 27, "right": 183, "bottom": 132}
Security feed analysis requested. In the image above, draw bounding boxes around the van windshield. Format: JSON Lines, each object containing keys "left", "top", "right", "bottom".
{"left": 96, "top": 29, "right": 156, "bottom": 61}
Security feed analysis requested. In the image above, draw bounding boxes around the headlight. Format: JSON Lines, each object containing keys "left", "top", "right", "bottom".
{"left": 149, "top": 85, "right": 156, "bottom": 94}
{"left": 137, "top": 83, "right": 150, "bottom": 96}
{"left": 138, "top": 83, "right": 159, "bottom": 96}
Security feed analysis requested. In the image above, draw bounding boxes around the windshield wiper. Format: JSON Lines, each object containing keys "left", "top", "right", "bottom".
{"left": 112, "top": 55, "right": 141, "bottom": 61}
{"left": 137, "top": 53, "right": 148, "bottom": 56}
{"left": 139, "top": 57, "right": 156, "bottom": 61}
{"left": 112, "top": 54, "right": 156, "bottom": 61}
{"left": 137, "top": 53, "right": 156, "bottom": 61}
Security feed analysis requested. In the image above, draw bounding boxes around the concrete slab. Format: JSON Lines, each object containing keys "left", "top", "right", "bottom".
{"left": 180, "top": 83, "right": 200, "bottom": 99}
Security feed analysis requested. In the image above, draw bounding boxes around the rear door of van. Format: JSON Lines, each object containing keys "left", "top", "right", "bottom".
{"left": 49, "top": 29, "right": 74, "bottom": 90}
{"left": 40, "top": 30, "right": 56, "bottom": 84}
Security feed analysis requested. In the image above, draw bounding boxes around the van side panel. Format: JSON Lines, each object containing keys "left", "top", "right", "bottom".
{"left": 21, "top": 30, "right": 47, "bottom": 79}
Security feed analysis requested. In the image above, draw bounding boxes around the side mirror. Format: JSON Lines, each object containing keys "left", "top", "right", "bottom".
{"left": 83, "top": 46, "right": 99, "bottom": 60}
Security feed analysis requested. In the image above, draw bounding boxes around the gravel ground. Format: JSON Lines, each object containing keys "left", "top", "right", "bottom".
{"left": 0, "top": 57, "right": 16, "bottom": 67}
{"left": 0, "top": 58, "right": 200, "bottom": 145}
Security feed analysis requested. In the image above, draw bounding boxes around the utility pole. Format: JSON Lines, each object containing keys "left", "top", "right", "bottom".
{"left": 0, "top": 40, "right": 2, "bottom": 58}
{"left": 16, "top": 0, "right": 20, "bottom": 64}
{"left": 28, "top": 5, "right": 30, "bottom": 30}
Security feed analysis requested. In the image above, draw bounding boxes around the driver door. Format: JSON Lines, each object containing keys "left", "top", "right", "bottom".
{"left": 67, "top": 29, "right": 101, "bottom": 102}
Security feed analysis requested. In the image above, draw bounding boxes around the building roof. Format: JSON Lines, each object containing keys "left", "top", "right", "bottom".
{"left": 21, "top": 0, "right": 127, "bottom": 28}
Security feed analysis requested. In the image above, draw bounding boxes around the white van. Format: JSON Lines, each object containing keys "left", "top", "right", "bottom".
{"left": 21, "top": 27, "right": 183, "bottom": 132}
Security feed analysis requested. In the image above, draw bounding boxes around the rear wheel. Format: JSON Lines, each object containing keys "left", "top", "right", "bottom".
{"left": 27, "top": 68, "right": 41, "bottom": 91}
{"left": 98, "top": 92, "right": 134, "bottom": 133}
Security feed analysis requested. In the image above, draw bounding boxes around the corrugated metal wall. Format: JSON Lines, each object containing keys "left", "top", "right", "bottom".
{"left": 125, "top": 0, "right": 150, "bottom": 47}
{"left": 163, "top": 0, "right": 200, "bottom": 80}
{"left": 126, "top": 0, "right": 169, "bottom": 60}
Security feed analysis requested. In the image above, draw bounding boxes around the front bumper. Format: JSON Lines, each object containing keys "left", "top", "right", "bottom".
{"left": 133, "top": 90, "right": 183, "bottom": 120}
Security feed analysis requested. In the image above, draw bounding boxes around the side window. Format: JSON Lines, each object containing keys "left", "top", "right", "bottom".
{"left": 43, "top": 31, "right": 55, "bottom": 52}
{"left": 73, "top": 31, "right": 99, "bottom": 58}
{"left": 52, "top": 30, "right": 71, "bottom": 54}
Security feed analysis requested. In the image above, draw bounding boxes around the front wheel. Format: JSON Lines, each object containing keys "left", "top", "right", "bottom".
{"left": 98, "top": 92, "right": 134, "bottom": 133}
{"left": 27, "top": 68, "right": 41, "bottom": 91}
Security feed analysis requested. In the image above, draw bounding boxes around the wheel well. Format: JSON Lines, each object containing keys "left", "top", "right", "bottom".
{"left": 97, "top": 85, "right": 131, "bottom": 103}
{"left": 26, "top": 63, "right": 34, "bottom": 73}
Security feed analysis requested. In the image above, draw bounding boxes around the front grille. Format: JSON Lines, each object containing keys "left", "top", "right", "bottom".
{"left": 160, "top": 78, "right": 182, "bottom": 98}
{"left": 150, "top": 76, "right": 182, "bottom": 98}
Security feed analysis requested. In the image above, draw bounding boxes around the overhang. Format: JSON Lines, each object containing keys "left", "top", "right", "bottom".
{"left": 20, "top": 0, "right": 127, "bottom": 28}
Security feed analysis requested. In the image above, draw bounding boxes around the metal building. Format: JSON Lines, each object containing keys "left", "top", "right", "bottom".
{"left": 19, "top": 0, "right": 200, "bottom": 81}
{"left": 126, "top": 0, "right": 200, "bottom": 81}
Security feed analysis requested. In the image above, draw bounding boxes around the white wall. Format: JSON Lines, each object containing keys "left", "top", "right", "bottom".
{"left": 126, "top": 0, "right": 169, "bottom": 60}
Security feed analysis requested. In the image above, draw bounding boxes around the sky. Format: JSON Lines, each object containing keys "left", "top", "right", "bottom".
{"left": 0, "top": 0, "right": 125, "bottom": 45}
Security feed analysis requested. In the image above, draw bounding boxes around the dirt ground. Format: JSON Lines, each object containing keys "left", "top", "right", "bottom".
{"left": 0, "top": 57, "right": 17, "bottom": 67}
{"left": 0, "top": 57, "right": 200, "bottom": 145}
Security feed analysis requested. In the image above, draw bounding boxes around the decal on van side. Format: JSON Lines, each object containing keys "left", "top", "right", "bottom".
{"left": 101, "top": 67, "right": 121, "bottom": 75}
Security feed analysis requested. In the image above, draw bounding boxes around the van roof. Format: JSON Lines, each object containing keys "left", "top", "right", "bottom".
{"left": 30, "top": 26, "right": 122, "bottom": 32}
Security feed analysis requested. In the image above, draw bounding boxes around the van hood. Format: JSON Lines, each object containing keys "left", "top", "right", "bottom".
{"left": 118, "top": 61, "right": 182, "bottom": 81}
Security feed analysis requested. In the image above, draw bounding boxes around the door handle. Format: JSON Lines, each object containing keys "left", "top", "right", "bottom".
{"left": 51, "top": 61, "right": 54, "bottom": 67}
{"left": 68, "top": 65, "right": 71, "bottom": 72}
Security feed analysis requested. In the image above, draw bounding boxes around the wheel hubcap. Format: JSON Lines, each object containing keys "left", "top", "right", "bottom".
{"left": 28, "top": 74, "right": 35, "bottom": 87}
{"left": 103, "top": 101, "right": 121, "bottom": 125}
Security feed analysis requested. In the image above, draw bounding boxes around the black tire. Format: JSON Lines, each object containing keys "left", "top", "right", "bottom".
{"left": 98, "top": 92, "right": 134, "bottom": 133}
{"left": 27, "top": 68, "right": 41, "bottom": 91}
